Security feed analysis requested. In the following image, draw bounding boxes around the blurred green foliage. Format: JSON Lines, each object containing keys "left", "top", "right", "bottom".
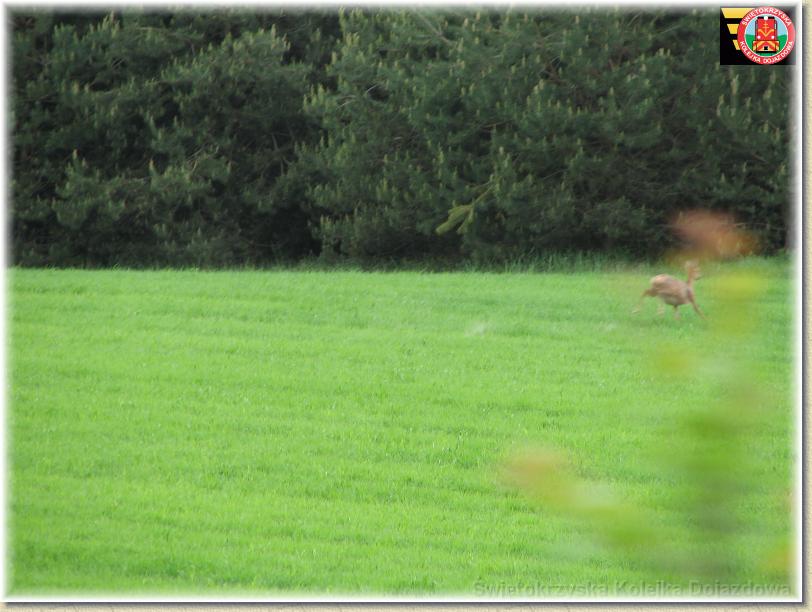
{"left": 499, "top": 259, "right": 795, "bottom": 592}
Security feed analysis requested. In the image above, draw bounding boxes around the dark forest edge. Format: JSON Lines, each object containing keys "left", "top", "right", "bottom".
{"left": 11, "top": 9, "right": 792, "bottom": 268}
{"left": 10, "top": 253, "right": 792, "bottom": 277}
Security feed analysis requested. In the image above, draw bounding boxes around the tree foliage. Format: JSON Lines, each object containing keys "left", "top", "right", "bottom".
{"left": 297, "top": 9, "right": 791, "bottom": 262}
{"left": 12, "top": 10, "right": 338, "bottom": 266}
{"left": 11, "top": 8, "right": 792, "bottom": 266}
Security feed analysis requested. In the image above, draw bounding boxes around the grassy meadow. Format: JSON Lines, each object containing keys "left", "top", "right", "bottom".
{"left": 8, "top": 258, "right": 796, "bottom": 597}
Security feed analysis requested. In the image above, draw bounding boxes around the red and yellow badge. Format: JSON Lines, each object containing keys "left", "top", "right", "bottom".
{"left": 735, "top": 7, "right": 795, "bottom": 64}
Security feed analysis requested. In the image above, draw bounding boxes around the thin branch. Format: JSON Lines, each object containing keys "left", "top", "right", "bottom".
{"left": 414, "top": 13, "right": 454, "bottom": 47}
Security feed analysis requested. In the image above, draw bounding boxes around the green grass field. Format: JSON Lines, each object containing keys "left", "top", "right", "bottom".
{"left": 8, "top": 259, "right": 796, "bottom": 597}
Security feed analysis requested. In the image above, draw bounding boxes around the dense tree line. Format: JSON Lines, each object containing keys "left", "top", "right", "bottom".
{"left": 11, "top": 8, "right": 793, "bottom": 267}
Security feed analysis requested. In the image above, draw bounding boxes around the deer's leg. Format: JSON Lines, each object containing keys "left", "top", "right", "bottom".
{"left": 688, "top": 295, "right": 705, "bottom": 319}
{"left": 634, "top": 288, "right": 656, "bottom": 314}
{"left": 673, "top": 306, "right": 681, "bottom": 320}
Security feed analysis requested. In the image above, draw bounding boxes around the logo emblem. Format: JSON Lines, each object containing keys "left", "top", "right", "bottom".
{"left": 736, "top": 7, "right": 795, "bottom": 64}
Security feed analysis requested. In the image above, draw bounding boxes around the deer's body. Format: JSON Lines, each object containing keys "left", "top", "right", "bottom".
{"left": 634, "top": 262, "right": 704, "bottom": 320}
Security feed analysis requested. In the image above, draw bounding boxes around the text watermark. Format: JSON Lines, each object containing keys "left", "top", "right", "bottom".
{"left": 472, "top": 580, "right": 793, "bottom": 598}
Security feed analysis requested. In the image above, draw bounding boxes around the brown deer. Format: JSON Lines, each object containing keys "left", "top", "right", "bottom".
{"left": 633, "top": 261, "right": 705, "bottom": 320}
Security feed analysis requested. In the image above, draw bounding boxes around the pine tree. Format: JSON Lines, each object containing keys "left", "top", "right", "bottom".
{"left": 294, "top": 8, "right": 791, "bottom": 262}
{"left": 11, "top": 9, "right": 339, "bottom": 266}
